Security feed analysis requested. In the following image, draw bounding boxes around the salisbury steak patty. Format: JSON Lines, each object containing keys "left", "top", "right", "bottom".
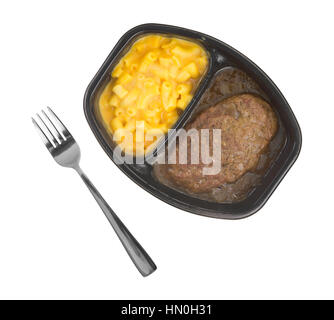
{"left": 165, "top": 94, "right": 277, "bottom": 193}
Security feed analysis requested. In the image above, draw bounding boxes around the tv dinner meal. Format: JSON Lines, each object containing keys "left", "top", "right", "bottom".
{"left": 84, "top": 24, "right": 302, "bottom": 219}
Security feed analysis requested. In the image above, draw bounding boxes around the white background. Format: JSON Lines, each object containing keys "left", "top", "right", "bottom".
{"left": 0, "top": 0, "right": 333, "bottom": 300}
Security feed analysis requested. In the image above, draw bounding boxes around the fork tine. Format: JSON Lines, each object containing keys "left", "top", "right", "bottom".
{"left": 41, "top": 109, "right": 64, "bottom": 143}
{"left": 47, "top": 107, "right": 71, "bottom": 139}
{"left": 36, "top": 113, "right": 59, "bottom": 147}
{"left": 32, "top": 117, "right": 55, "bottom": 150}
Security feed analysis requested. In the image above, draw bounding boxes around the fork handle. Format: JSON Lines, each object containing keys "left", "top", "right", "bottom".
{"left": 75, "top": 167, "right": 157, "bottom": 277}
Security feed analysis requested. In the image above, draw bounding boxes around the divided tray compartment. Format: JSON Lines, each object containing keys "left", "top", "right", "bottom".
{"left": 84, "top": 23, "right": 302, "bottom": 219}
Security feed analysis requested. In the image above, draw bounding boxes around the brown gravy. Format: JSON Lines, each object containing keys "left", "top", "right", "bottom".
{"left": 153, "top": 67, "right": 285, "bottom": 203}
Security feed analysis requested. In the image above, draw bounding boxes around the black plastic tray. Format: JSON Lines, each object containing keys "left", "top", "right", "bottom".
{"left": 84, "top": 23, "right": 302, "bottom": 219}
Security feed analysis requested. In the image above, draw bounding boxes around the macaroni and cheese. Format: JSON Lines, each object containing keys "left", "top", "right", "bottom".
{"left": 99, "top": 34, "right": 208, "bottom": 155}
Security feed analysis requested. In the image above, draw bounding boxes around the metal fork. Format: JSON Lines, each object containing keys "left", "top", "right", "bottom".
{"left": 32, "top": 107, "right": 157, "bottom": 277}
